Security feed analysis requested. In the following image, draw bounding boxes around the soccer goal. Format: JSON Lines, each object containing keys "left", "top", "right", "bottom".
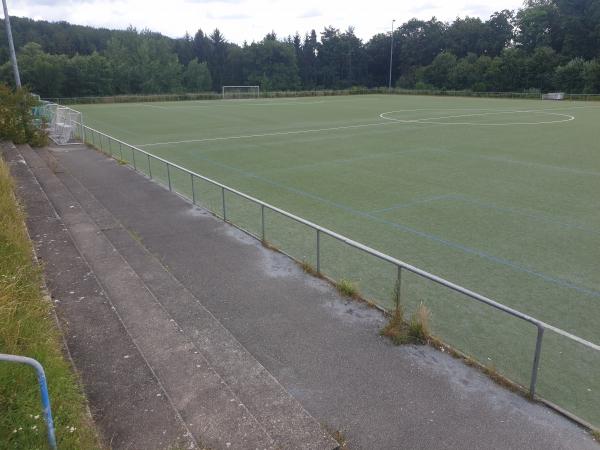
{"left": 222, "top": 85, "right": 260, "bottom": 99}
{"left": 542, "top": 92, "right": 565, "bottom": 100}
{"left": 44, "top": 104, "right": 83, "bottom": 144}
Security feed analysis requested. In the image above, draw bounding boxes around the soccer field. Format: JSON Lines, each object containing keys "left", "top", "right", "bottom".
{"left": 74, "top": 94, "right": 600, "bottom": 425}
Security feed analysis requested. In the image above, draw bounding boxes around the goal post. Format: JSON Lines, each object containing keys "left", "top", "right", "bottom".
{"left": 42, "top": 103, "right": 84, "bottom": 144}
{"left": 222, "top": 85, "right": 260, "bottom": 99}
{"left": 542, "top": 92, "right": 565, "bottom": 100}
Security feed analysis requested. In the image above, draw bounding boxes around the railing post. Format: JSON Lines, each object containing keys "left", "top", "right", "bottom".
{"left": 191, "top": 173, "right": 195, "bottom": 204}
{"left": 261, "top": 204, "right": 265, "bottom": 241}
{"left": 108, "top": 137, "right": 112, "bottom": 155}
{"left": 132, "top": 147, "right": 136, "bottom": 170}
{"left": 396, "top": 265, "right": 402, "bottom": 309}
{"left": 119, "top": 142, "right": 123, "bottom": 161}
{"left": 99, "top": 134, "right": 103, "bottom": 152}
{"left": 316, "top": 229, "right": 321, "bottom": 273}
{"left": 148, "top": 154, "right": 152, "bottom": 179}
{"left": 167, "top": 163, "right": 172, "bottom": 191}
{"left": 222, "top": 187, "right": 227, "bottom": 221}
{"left": 0, "top": 354, "right": 57, "bottom": 450}
{"left": 529, "top": 325, "right": 545, "bottom": 399}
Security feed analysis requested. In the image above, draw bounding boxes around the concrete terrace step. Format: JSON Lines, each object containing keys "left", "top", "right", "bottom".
{"left": 22, "top": 144, "right": 339, "bottom": 450}
{"left": 3, "top": 142, "right": 195, "bottom": 450}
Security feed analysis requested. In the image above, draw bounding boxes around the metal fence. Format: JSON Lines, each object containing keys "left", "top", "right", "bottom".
{"left": 45, "top": 88, "right": 600, "bottom": 105}
{"left": 74, "top": 121, "right": 600, "bottom": 430}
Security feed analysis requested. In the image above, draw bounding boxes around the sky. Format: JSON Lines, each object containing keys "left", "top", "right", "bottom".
{"left": 8, "top": 0, "right": 524, "bottom": 44}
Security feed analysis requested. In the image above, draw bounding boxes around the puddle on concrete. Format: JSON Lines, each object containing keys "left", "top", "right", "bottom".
{"left": 183, "top": 206, "right": 211, "bottom": 218}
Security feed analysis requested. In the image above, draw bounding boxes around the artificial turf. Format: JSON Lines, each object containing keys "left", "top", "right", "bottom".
{"left": 74, "top": 94, "right": 600, "bottom": 427}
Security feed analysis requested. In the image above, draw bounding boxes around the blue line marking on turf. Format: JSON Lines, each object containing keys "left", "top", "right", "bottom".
{"left": 372, "top": 193, "right": 600, "bottom": 236}
{"left": 188, "top": 153, "right": 600, "bottom": 299}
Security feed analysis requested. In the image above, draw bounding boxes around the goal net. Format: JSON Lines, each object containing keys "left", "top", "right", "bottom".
{"left": 222, "top": 85, "right": 260, "bottom": 99}
{"left": 42, "top": 104, "right": 83, "bottom": 144}
{"left": 542, "top": 92, "right": 565, "bottom": 100}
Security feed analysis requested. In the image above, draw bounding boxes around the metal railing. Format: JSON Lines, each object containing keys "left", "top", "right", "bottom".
{"left": 45, "top": 88, "right": 600, "bottom": 105}
{"left": 75, "top": 121, "right": 600, "bottom": 429}
{"left": 0, "top": 354, "right": 57, "bottom": 449}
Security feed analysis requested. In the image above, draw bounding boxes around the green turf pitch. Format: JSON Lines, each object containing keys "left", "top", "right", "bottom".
{"left": 75, "top": 95, "right": 600, "bottom": 426}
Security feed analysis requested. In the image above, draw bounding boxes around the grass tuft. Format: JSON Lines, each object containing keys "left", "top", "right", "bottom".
{"left": 591, "top": 428, "right": 600, "bottom": 442}
{"left": 331, "top": 429, "right": 348, "bottom": 449}
{"left": 300, "top": 260, "right": 318, "bottom": 276}
{"left": 336, "top": 279, "right": 358, "bottom": 298}
{"left": 0, "top": 157, "right": 101, "bottom": 449}
{"left": 380, "top": 309, "right": 411, "bottom": 345}
{"left": 408, "top": 303, "right": 430, "bottom": 344}
{"left": 381, "top": 281, "right": 430, "bottom": 345}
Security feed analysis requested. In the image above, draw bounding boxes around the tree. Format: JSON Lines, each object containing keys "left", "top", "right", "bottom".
{"left": 17, "top": 42, "right": 66, "bottom": 97}
{"left": 64, "top": 52, "right": 113, "bottom": 96}
{"left": 193, "top": 29, "right": 211, "bottom": 62}
{"left": 421, "top": 52, "right": 457, "bottom": 89}
{"left": 583, "top": 59, "right": 600, "bottom": 93}
{"left": 243, "top": 36, "right": 300, "bottom": 91}
{"left": 300, "top": 30, "right": 319, "bottom": 88}
{"left": 486, "top": 10, "right": 515, "bottom": 57}
{"left": 208, "top": 29, "right": 228, "bottom": 90}
{"left": 174, "top": 32, "right": 195, "bottom": 66}
{"left": 516, "top": 1, "right": 561, "bottom": 53}
{"left": 554, "top": 58, "right": 586, "bottom": 92}
{"left": 183, "top": 59, "right": 212, "bottom": 91}
{"left": 447, "top": 17, "right": 489, "bottom": 57}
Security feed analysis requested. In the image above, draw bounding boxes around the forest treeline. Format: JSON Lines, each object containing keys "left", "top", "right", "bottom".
{"left": 1, "top": 0, "right": 600, "bottom": 97}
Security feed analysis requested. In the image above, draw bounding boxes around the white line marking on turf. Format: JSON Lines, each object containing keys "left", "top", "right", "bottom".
{"left": 140, "top": 100, "right": 329, "bottom": 110}
{"left": 379, "top": 109, "right": 575, "bottom": 126}
{"left": 142, "top": 104, "right": 170, "bottom": 109}
{"left": 136, "top": 106, "right": 579, "bottom": 148}
{"left": 136, "top": 121, "right": 395, "bottom": 147}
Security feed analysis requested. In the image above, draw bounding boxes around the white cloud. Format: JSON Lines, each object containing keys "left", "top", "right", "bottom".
{"left": 9, "top": 0, "right": 523, "bottom": 43}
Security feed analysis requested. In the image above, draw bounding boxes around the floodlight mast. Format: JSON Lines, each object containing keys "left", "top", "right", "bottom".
{"left": 388, "top": 19, "right": 396, "bottom": 90}
{"left": 2, "top": 0, "right": 21, "bottom": 88}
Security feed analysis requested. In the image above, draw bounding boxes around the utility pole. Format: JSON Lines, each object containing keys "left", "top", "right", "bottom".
{"left": 2, "top": 0, "right": 21, "bottom": 87}
{"left": 388, "top": 19, "right": 395, "bottom": 90}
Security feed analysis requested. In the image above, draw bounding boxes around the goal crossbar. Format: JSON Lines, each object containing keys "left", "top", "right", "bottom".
{"left": 222, "top": 85, "right": 260, "bottom": 99}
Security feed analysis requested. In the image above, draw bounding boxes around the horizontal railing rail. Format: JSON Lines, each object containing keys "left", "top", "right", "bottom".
{"left": 72, "top": 118, "right": 600, "bottom": 429}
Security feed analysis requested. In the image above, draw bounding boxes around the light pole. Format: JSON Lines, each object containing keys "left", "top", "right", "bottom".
{"left": 2, "top": 0, "right": 21, "bottom": 87}
{"left": 388, "top": 19, "right": 395, "bottom": 90}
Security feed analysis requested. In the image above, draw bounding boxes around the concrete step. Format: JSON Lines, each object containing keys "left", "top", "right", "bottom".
{"left": 16, "top": 144, "right": 278, "bottom": 450}
{"left": 3, "top": 142, "right": 195, "bottom": 450}
{"left": 31, "top": 144, "right": 339, "bottom": 450}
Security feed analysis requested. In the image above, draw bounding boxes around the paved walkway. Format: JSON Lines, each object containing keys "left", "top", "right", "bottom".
{"left": 6, "top": 142, "right": 598, "bottom": 449}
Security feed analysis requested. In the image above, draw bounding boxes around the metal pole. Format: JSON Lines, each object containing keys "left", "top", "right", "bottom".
{"left": 261, "top": 204, "right": 265, "bottom": 241}
{"left": 167, "top": 163, "right": 172, "bottom": 191}
{"left": 191, "top": 173, "right": 195, "bottom": 204}
{"left": 148, "top": 154, "right": 152, "bottom": 179}
{"left": 396, "top": 265, "right": 402, "bottom": 310}
{"left": 316, "top": 229, "right": 321, "bottom": 273}
{"left": 132, "top": 147, "right": 136, "bottom": 170}
{"left": 529, "top": 326, "right": 545, "bottom": 398}
{"left": 2, "top": 0, "right": 21, "bottom": 88}
{"left": 0, "top": 354, "right": 57, "bottom": 449}
{"left": 222, "top": 187, "right": 227, "bottom": 221}
{"left": 388, "top": 19, "right": 396, "bottom": 90}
